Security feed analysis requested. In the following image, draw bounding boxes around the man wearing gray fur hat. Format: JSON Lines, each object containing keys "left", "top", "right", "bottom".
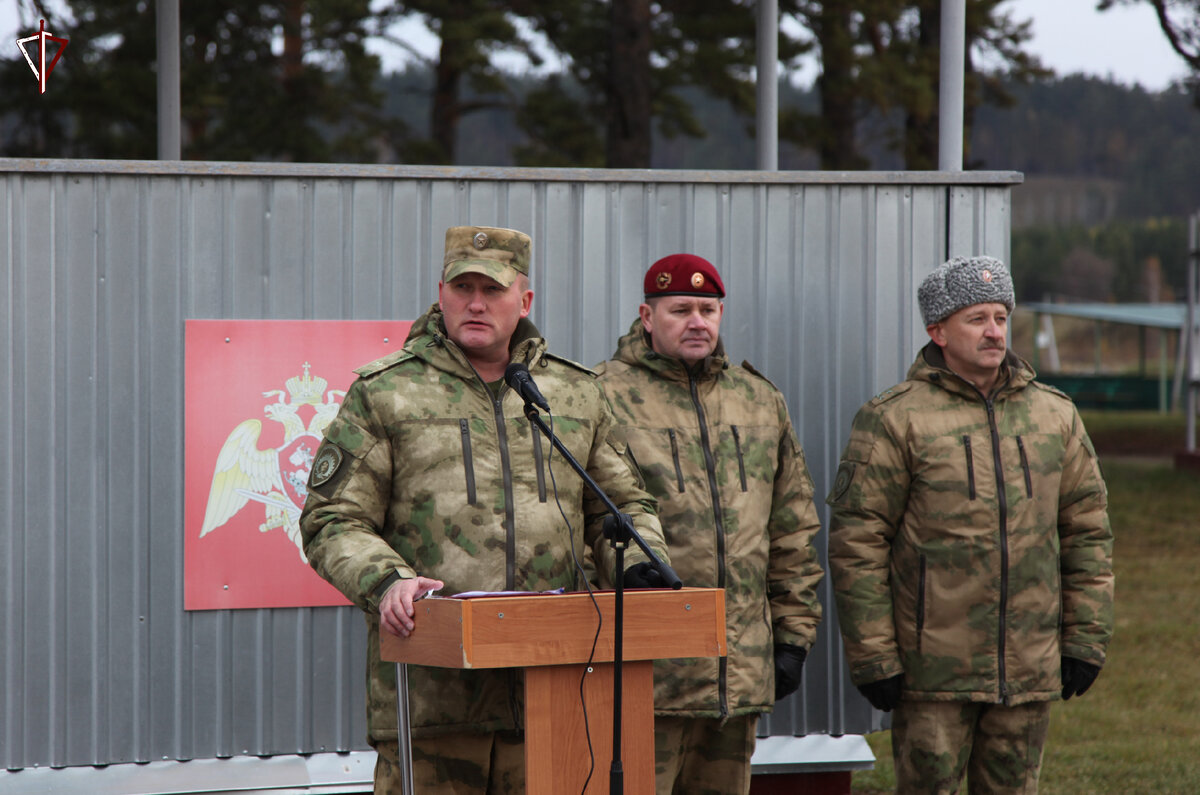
{"left": 825, "top": 255, "right": 1114, "bottom": 793}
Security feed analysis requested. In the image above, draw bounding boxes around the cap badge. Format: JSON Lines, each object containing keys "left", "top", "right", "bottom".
{"left": 981, "top": 269, "right": 993, "bottom": 283}
{"left": 472, "top": 232, "right": 489, "bottom": 250}
{"left": 656, "top": 272, "right": 672, "bottom": 290}
{"left": 691, "top": 272, "right": 705, "bottom": 289}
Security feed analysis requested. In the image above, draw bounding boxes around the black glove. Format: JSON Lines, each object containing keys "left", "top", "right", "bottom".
{"left": 1061, "top": 656, "right": 1100, "bottom": 700}
{"left": 622, "top": 561, "right": 665, "bottom": 589}
{"left": 773, "top": 644, "right": 807, "bottom": 700}
{"left": 857, "top": 674, "right": 904, "bottom": 712}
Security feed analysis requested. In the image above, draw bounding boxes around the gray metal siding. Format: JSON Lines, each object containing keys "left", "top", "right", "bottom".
{"left": 0, "top": 160, "right": 1018, "bottom": 773}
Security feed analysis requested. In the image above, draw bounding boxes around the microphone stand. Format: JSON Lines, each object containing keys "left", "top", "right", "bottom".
{"left": 520, "top": 402, "right": 680, "bottom": 795}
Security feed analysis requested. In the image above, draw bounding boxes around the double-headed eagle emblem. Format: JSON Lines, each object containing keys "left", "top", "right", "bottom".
{"left": 199, "top": 363, "right": 345, "bottom": 559}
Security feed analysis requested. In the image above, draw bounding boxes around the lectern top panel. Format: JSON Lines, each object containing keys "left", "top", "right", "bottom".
{"left": 380, "top": 587, "right": 726, "bottom": 669}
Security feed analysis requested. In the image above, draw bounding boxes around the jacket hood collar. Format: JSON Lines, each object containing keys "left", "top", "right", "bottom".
{"left": 910, "top": 340, "right": 1035, "bottom": 399}
{"left": 404, "top": 302, "right": 546, "bottom": 376}
{"left": 611, "top": 316, "right": 728, "bottom": 382}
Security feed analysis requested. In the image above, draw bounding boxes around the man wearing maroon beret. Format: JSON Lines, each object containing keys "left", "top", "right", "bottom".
{"left": 595, "top": 254, "right": 825, "bottom": 794}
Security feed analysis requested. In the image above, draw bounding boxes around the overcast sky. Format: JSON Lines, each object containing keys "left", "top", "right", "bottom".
{"left": 1006, "top": 0, "right": 1189, "bottom": 91}
{"left": 1, "top": 0, "right": 1191, "bottom": 93}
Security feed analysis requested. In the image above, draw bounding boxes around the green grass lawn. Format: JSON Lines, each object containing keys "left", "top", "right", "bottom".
{"left": 1078, "top": 410, "right": 1189, "bottom": 456}
{"left": 849, "top": 456, "right": 1200, "bottom": 794}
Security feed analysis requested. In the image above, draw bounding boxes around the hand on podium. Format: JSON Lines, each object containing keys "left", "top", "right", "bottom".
{"left": 380, "top": 575, "right": 445, "bottom": 637}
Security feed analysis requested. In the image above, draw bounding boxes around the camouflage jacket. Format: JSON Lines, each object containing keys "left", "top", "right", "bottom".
{"left": 594, "top": 319, "right": 824, "bottom": 718}
{"left": 827, "top": 343, "right": 1114, "bottom": 706}
{"left": 299, "top": 304, "right": 667, "bottom": 742}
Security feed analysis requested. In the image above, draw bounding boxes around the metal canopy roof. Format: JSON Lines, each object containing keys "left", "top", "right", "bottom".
{"left": 1022, "top": 302, "right": 1189, "bottom": 330}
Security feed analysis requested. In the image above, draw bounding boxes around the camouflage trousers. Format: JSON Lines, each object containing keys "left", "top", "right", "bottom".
{"left": 653, "top": 714, "right": 758, "bottom": 795}
{"left": 371, "top": 731, "right": 524, "bottom": 795}
{"left": 891, "top": 700, "right": 1052, "bottom": 795}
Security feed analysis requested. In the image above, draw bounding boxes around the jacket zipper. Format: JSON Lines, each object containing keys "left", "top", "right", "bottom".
{"left": 689, "top": 373, "right": 728, "bottom": 718}
{"left": 916, "top": 554, "right": 927, "bottom": 655}
{"left": 531, "top": 419, "right": 547, "bottom": 502}
{"left": 731, "top": 425, "right": 748, "bottom": 492}
{"left": 443, "top": 336, "right": 525, "bottom": 728}
{"left": 1016, "top": 435, "right": 1033, "bottom": 498}
{"left": 493, "top": 391, "right": 516, "bottom": 591}
{"left": 459, "top": 419, "right": 477, "bottom": 505}
{"left": 667, "top": 428, "right": 686, "bottom": 493}
{"left": 962, "top": 435, "right": 977, "bottom": 500}
{"left": 985, "top": 397, "right": 1010, "bottom": 703}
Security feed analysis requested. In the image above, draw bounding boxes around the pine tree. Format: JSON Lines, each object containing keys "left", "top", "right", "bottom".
{"left": 0, "top": 0, "right": 386, "bottom": 161}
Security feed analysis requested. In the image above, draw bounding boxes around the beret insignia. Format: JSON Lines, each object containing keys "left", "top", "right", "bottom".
{"left": 643, "top": 252, "right": 725, "bottom": 298}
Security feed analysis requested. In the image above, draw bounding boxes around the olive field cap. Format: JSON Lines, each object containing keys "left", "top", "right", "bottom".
{"left": 918, "top": 255, "right": 1015, "bottom": 326}
{"left": 442, "top": 226, "right": 532, "bottom": 288}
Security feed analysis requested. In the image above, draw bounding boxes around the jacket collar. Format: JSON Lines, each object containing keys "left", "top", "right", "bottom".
{"left": 910, "top": 341, "right": 1035, "bottom": 400}
{"left": 611, "top": 316, "right": 728, "bottom": 384}
{"left": 404, "top": 302, "right": 546, "bottom": 380}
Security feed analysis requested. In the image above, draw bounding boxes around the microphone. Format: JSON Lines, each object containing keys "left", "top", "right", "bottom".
{"left": 505, "top": 363, "right": 551, "bottom": 412}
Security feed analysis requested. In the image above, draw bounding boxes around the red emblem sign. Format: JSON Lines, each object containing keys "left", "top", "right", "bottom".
{"left": 184, "top": 319, "right": 412, "bottom": 610}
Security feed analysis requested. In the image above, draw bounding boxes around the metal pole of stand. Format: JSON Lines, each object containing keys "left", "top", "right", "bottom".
{"left": 1187, "top": 214, "right": 1198, "bottom": 452}
{"left": 395, "top": 662, "right": 415, "bottom": 795}
{"left": 607, "top": 522, "right": 627, "bottom": 795}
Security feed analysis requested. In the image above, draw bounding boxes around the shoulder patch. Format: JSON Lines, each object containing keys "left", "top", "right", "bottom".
{"left": 540, "top": 352, "right": 597, "bottom": 377}
{"left": 1031, "top": 380, "right": 1073, "bottom": 402}
{"left": 309, "top": 443, "right": 345, "bottom": 488}
{"left": 827, "top": 461, "right": 857, "bottom": 505}
{"left": 354, "top": 349, "right": 415, "bottom": 378}
{"left": 306, "top": 439, "right": 354, "bottom": 499}
{"left": 868, "top": 381, "right": 916, "bottom": 406}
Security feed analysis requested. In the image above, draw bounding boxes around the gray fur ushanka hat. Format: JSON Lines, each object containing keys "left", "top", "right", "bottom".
{"left": 918, "top": 255, "right": 1015, "bottom": 326}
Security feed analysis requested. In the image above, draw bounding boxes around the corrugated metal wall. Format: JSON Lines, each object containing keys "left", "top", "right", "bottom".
{"left": 0, "top": 159, "right": 1018, "bottom": 777}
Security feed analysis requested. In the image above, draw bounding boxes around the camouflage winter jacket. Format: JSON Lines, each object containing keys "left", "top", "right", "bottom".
{"left": 300, "top": 305, "right": 667, "bottom": 742}
{"left": 827, "top": 343, "right": 1114, "bottom": 706}
{"left": 594, "top": 319, "right": 824, "bottom": 718}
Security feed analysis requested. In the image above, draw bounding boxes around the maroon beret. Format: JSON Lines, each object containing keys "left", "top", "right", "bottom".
{"left": 643, "top": 253, "right": 726, "bottom": 299}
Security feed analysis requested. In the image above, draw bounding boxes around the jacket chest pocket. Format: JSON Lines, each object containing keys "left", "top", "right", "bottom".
{"left": 621, "top": 427, "right": 690, "bottom": 499}
{"left": 718, "top": 423, "right": 777, "bottom": 493}
{"left": 916, "top": 432, "right": 993, "bottom": 505}
{"left": 459, "top": 419, "right": 477, "bottom": 505}
{"left": 393, "top": 417, "right": 480, "bottom": 508}
{"left": 962, "top": 435, "right": 977, "bottom": 500}
{"left": 1000, "top": 431, "right": 1064, "bottom": 506}
{"left": 529, "top": 419, "right": 547, "bottom": 503}
{"left": 1015, "top": 435, "right": 1033, "bottom": 498}
{"left": 667, "top": 428, "right": 686, "bottom": 493}
{"left": 730, "top": 425, "right": 748, "bottom": 492}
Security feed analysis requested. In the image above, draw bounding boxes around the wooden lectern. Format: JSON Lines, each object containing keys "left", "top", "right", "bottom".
{"left": 380, "top": 587, "right": 726, "bottom": 795}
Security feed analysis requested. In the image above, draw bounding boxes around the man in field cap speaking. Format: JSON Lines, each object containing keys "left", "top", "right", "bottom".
{"left": 301, "top": 225, "right": 669, "bottom": 794}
